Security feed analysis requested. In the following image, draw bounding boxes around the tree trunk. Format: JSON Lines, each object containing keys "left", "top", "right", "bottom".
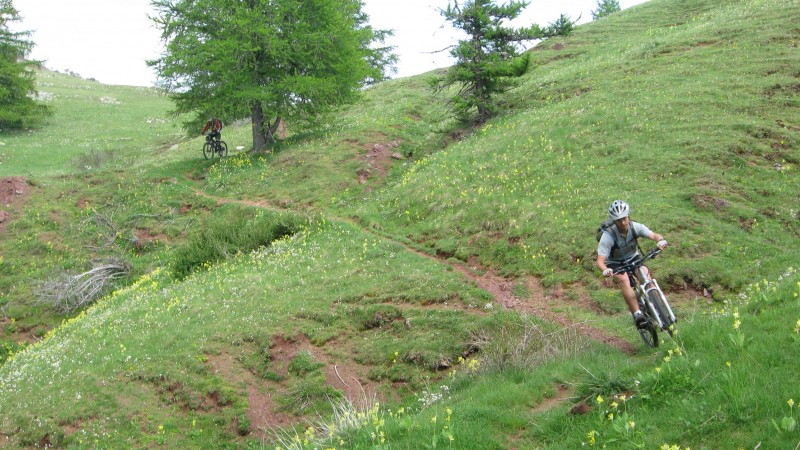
{"left": 251, "top": 102, "right": 267, "bottom": 152}
{"left": 250, "top": 103, "right": 282, "bottom": 152}
{"left": 266, "top": 116, "right": 283, "bottom": 142}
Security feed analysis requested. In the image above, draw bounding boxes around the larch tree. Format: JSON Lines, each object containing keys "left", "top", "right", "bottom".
{"left": 0, "top": 0, "right": 51, "bottom": 129}
{"left": 592, "top": 0, "right": 621, "bottom": 20}
{"left": 149, "top": 0, "right": 395, "bottom": 151}
{"left": 433, "top": 0, "right": 572, "bottom": 124}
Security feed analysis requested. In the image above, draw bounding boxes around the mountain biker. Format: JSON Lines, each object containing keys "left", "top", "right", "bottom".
{"left": 202, "top": 116, "right": 222, "bottom": 143}
{"left": 596, "top": 200, "right": 668, "bottom": 328}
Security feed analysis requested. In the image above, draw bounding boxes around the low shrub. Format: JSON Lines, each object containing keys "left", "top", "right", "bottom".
{"left": 171, "top": 209, "right": 305, "bottom": 280}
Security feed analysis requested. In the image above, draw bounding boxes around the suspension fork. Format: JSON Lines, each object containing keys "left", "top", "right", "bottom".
{"left": 637, "top": 267, "right": 677, "bottom": 324}
{"left": 625, "top": 269, "right": 663, "bottom": 323}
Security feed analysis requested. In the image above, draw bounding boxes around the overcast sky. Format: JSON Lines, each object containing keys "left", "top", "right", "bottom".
{"left": 11, "top": 0, "right": 648, "bottom": 87}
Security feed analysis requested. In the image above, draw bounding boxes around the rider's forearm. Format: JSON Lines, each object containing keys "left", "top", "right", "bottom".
{"left": 650, "top": 232, "right": 664, "bottom": 242}
{"left": 596, "top": 256, "right": 608, "bottom": 271}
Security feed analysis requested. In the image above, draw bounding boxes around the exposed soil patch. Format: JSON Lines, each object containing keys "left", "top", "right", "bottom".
{"left": 692, "top": 193, "right": 730, "bottom": 211}
{"left": 271, "top": 334, "right": 377, "bottom": 407}
{"left": 0, "top": 177, "right": 28, "bottom": 205}
{"left": 206, "top": 348, "right": 295, "bottom": 440}
{"left": 0, "top": 318, "right": 43, "bottom": 345}
{"left": 206, "top": 333, "right": 378, "bottom": 441}
{"left": 132, "top": 227, "right": 169, "bottom": 252}
{"left": 0, "top": 176, "right": 31, "bottom": 234}
{"left": 357, "top": 140, "right": 404, "bottom": 185}
{"left": 185, "top": 183, "right": 290, "bottom": 213}
{"left": 531, "top": 383, "right": 573, "bottom": 414}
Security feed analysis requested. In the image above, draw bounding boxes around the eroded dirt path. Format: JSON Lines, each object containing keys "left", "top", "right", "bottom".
{"left": 447, "top": 260, "right": 638, "bottom": 355}
{"left": 183, "top": 179, "right": 637, "bottom": 355}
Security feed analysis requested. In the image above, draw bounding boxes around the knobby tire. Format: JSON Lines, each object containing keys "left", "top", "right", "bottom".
{"left": 203, "top": 142, "right": 214, "bottom": 159}
{"left": 639, "top": 325, "right": 658, "bottom": 348}
{"left": 648, "top": 289, "right": 673, "bottom": 335}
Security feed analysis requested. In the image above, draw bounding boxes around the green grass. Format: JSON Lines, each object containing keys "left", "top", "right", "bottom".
{"left": 0, "top": 0, "right": 799, "bottom": 447}
{"left": 0, "top": 69, "right": 186, "bottom": 177}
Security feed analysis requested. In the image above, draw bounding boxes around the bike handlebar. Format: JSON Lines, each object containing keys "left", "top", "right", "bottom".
{"left": 612, "top": 248, "right": 662, "bottom": 276}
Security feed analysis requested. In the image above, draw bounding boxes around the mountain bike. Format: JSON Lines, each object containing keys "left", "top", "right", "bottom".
{"left": 613, "top": 248, "right": 677, "bottom": 348}
{"left": 203, "top": 135, "right": 228, "bottom": 159}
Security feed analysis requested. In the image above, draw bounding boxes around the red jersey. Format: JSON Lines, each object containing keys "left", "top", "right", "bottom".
{"left": 202, "top": 118, "right": 222, "bottom": 134}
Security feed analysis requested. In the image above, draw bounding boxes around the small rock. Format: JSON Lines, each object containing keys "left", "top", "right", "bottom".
{"left": 570, "top": 402, "right": 592, "bottom": 415}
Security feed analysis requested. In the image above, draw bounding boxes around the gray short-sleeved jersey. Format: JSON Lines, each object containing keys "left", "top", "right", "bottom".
{"left": 597, "top": 221, "right": 653, "bottom": 264}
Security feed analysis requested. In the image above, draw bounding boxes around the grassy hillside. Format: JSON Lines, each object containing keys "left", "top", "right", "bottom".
{"left": 0, "top": 69, "right": 185, "bottom": 177}
{"left": 1, "top": 0, "right": 799, "bottom": 448}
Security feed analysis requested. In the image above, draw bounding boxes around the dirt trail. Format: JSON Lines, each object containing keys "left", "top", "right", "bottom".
{"left": 446, "top": 259, "right": 637, "bottom": 355}
{"left": 182, "top": 180, "right": 637, "bottom": 355}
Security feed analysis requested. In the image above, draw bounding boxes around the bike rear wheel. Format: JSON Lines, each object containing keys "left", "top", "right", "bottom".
{"left": 203, "top": 142, "right": 215, "bottom": 159}
{"left": 217, "top": 141, "right": 228, "bottom": 157}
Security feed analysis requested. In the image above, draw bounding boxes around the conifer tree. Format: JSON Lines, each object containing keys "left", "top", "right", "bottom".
{"left": 0, "top": 0, "right": 51, "bottom": 129}
{"left": 149, "top": 0, "right": 395, "bottom": 151}
{"left": 433, "top": 0, "right": 571, "bottom": 124}
{"left": 592, "top": 0, "right": 621, "bottom": 20}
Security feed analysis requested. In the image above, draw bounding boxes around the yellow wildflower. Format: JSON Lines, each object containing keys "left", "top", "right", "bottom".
{"left": 587, "top": 430, "right": 597, "bottom": 446}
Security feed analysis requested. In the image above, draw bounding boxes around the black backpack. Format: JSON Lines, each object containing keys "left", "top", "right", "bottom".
{"left": 595, "top": 218, "right": 616, "bottom": 243}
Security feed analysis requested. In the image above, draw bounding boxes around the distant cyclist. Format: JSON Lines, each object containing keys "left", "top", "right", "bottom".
{"left": 596, "top": 200, "right": 668, "bottom": 328}
{"left": 202, "top": 116, "right": 222, "bottom": 143}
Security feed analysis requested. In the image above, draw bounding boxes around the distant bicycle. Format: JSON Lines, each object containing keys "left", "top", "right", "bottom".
{"left": 613, "top": 247, "right": 677, "bottom": 348}
{"left": 203, "top": 135, "right": 228, "bottom": 159}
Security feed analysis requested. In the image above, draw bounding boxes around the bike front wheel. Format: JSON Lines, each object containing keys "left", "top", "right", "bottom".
{"left": 203, "top": 142, "right": 215, "bottom": 159}
{"left": 217, "top": 141, "right": 228, "bottom": 157}
{"left": 648, "top": 289, "right": 675, "bottom": 335}
{"left": 639, "top": 322, "right": 659, "bottom": 348}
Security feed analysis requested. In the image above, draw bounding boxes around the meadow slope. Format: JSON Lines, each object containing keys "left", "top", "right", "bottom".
{"left": 1, "top": 0, "right": 799, "bottom": 448}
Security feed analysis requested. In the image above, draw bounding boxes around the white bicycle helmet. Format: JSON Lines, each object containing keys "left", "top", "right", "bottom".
{"left": 608, "top": 200, "right": 630, "bottom": 221}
